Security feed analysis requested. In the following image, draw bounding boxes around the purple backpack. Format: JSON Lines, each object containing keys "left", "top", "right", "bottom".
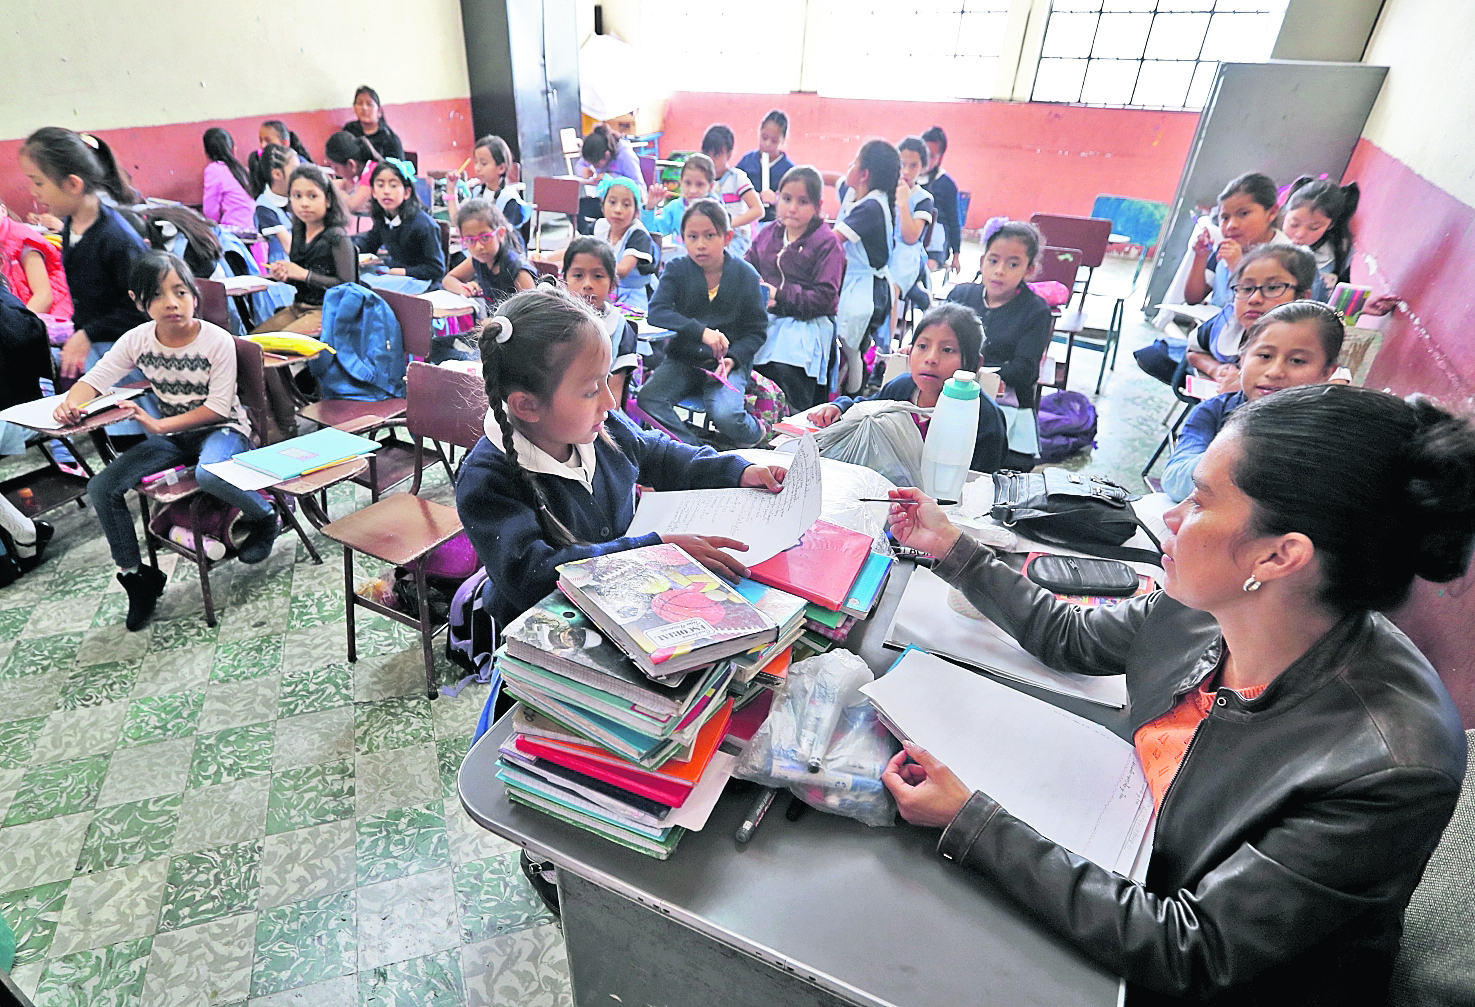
{"left": 1036, "top": 390, "right": 1098, "bottom": 463}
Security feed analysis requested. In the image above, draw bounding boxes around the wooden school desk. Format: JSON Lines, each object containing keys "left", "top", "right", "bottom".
{"left": 459, "top": 561, "right": 1130, "bottom": 1007}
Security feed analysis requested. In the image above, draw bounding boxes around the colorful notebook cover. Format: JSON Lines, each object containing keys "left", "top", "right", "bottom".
{"left": 841, "top": 552, "right": 893, "bottom": 618}
{"left": 733, "top": 578, "right": 808, "bottom": 634}
{"left": 503, "top": 785, "right": 685, "bottom": 859}
{"left": 232, "top": 427, "right": 379, "bottom": 480}
{"left": 748, "top": 520, "right": 873, "bottom": 611}
{"left": 558, "top": 543, "right": 777, "bottom": 675}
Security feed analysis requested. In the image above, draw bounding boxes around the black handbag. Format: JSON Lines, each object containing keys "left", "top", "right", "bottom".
{"left": 990, "top": 469, "right": 1162, "bottom": 564}
{"left": 1027, "top": 554, "right": 1140, "bottom": 596}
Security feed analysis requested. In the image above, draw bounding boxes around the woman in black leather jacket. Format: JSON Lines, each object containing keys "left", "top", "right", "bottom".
{"left": 881, "top": 384, "right": 1474, "bottom": 1006}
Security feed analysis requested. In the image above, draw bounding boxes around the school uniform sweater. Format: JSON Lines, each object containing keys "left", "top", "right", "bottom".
{"left": 647, "top": 253, "right": 769, "bottom": 374}
{"left": 341, "top": 120, "right": 405, "bottom": 161}
{"left": 744, "top": 217, "right": 843, "bottom": 320}
{"left": 352, "top": 206, "right": 446, "bottom": 282}
{"left": 61, "top": 203, "right": 150, "bottom": 346}
{"left": 919, "top": 167, "right": 961, "bottom": 257}
{"left": 455, "top": 409, "right": 750, "bottom": 628}
{"left": 945, "top": 282, "right": 1054, "bottom": 399}
{"left": 833, "top": 375, "right": 1009, "bottom": 474}
{"left": 735, "top": 150, "right": 796, "bottom": 222}
{"left": 1162, "top": 390, "right": 1245, "bottom": 503}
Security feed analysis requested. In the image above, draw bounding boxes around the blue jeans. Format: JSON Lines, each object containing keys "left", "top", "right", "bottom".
{"left": 87, "top": 426, "right": 272, "bottom": 569}
{"left": 636, "top": 359, "right": 761, "bottom": 448}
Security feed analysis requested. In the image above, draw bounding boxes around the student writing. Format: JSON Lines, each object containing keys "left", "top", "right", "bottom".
{"left": 323, "top": 132, "right": 378, "bottom": 217}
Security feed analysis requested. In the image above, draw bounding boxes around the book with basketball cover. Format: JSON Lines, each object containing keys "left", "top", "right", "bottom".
{"left": 557, "top": 543, "right": 778, "bottom": 676}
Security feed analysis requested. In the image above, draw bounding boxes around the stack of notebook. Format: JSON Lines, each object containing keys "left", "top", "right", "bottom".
{"left": 495, "top": 542, "right": 779, "bottom": 858}
{"left": 747, "top": 519, "right": 894, "bottom": 648}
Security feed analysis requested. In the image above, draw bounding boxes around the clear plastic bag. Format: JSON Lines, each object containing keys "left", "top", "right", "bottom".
{"left": 812, "top": 399, "right": 927, "bottom": 489}
{"left": 733, "top": 650, "right": 899, "bottom": 827}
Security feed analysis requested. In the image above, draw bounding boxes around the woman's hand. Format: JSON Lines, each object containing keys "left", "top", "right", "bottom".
{"left": 701, "top": 328, "right": 729, "bottom": 359}
{"left": 59, "top": 330, "right": 92, "bottom": 379}
{"left": 886, "top": 487, "right": 962, "bottom": 560}
{"left": 664, "top": 534, "right": 749, "bottom": 581}
{"left": 740, "top": 465, "right": 786, "bottom": 492}
{"left": 882, "top": 742, "right": 975, "bottom": 828}
{"left": 808, "top": 404, "right": 842, "bottom": 428}
{"left": 1216, "top": 239, "right": 1243, "bottom": 271}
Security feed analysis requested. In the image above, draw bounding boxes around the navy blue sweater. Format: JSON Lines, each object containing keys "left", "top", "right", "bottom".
{"left": 834, "top": 375, "right": 1009, "bottom": 474}
{"left": 62, "top": 203, "right": 150, "bottom": 346}
{"left": 353, "top": 206, "right": 446, "bottom": 282}
{"left": 648, "top": 252, "right": 769, "bottom": 375}
{"left": 456, "top": 409, "right": 751, "bottom": 629}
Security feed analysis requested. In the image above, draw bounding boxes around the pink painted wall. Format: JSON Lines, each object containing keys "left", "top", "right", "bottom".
{"left": 657, "top": 91, "right": 1199, "bottom": 231}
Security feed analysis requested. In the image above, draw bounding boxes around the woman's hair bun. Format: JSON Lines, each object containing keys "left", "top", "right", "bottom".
{"left": 1405, "top": 395, "right": 1475, "bottom": 583}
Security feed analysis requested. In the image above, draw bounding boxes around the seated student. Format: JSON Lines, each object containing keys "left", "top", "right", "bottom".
{"left": 1280, "top": 177, "right": 1401, "bottom": 314}
{"left": 0, "top": 283, "right": 60, "bottom": 568}
{"left": 1187, "top": 244, "right": 1316, "bottom": 395}
{"left": 1182, "top": 172, "right": 1291, "bottom": 308}
{"left": 455, "top": 286, "right": 786, "bottom": 631}
{"left": 809, "top": 303, "right": 1007, "bottom": 474}
{"left": 1163, "top": 300, "right": 1343, "bottom": 503}
{"left": 834, "top": 140, "right": 900, "bottom": 367}
{"left": 251, "top": 143, "right": 300, "bottom": 263}
{"left": 445, "top": 135, "right": 530, "bottom": 239}
{"left": 442, "top": 199, "right": 536, "bottom": 306}
{"left": 56, "top": 252, "right": 279, "bottom": 629}
{"left": 574, "top": 124, "right": 642, "bottom": 234}
{"left": 919, "top": 126, "right": 961, "bottom": 275}
{"left": 562, "top": 237, "right": 639, "bottom": 407}
{"left": 642, "top": 153, "right": 715, "bottom": 263}
{"left": 881, "top": 383, "right": 1474, "bottom": 1006}
{"left": 342, "top": 85, "right": 405, "bottom": 162}
{"left": 201, "top": 128, "right": 255, "bottom": 231}
{"left": 945, "top": 220, "right": 1053, "bottom": 467}
{"left": 255, "top": 165, "right": 357, "bottom": 333}
{"left": 889, "top": 135, "right": 935, "bottom": 335}
{"left": 637, "top": 199, "right": 768, "bottom": 449}
{"left": 700, "top": 124, "right": 763, "bottom": 258}
{"left": 592, "top": 176, "right": 657, "bottom": 315}
{"left": 0, "top": 206, "right": 71, "bottom": 318}
{"left": 354, "top": 160, "right": 445, "bottom": 295}
{"left": 323, "top": 132, "right": 378, "bottom": 216}
{"left": 734, "top": 109, "right": 795, "bottom": 228}
{"left": 743, "top": 165, "right": 843, "bottom": 412}
{"left": 247, "top": 120, "right": 312, "bottom": 191}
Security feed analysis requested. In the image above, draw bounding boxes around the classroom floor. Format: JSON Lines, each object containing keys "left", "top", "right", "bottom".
{"left": 0, "top": 252, "right": 1176, "bottom": 1007}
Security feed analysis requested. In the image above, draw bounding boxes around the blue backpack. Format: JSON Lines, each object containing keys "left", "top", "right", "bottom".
{"left": 310, "top": 284, "right": 407, "bottom": 401}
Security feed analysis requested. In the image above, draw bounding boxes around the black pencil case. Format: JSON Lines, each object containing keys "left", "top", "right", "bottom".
{"left": 1026, "top": 555, "right": 1139, "bottom": 596}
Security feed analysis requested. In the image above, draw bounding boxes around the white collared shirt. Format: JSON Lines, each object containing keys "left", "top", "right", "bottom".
{"left": 483, "top": 410, "right": 598, "bottom": 494}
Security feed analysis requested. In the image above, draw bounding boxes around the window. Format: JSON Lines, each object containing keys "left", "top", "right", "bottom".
{"left": 806, "top": 1, "right": 1014, "bottom": 101}
{"left": 1031, "top": 0, "right": 1290, "bottom": 110}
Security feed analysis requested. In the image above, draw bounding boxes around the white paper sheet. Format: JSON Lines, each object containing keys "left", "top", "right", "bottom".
{"left": 625, "top": 435, "right": 823, "bottom": 565}
{"left": 199, "top": 459, "right": 281, "bottom": 491}
{"left": 885, "top": 566, "right": 1129, "bottom": 708}
{"left": 662, "top": 751, "right": 736, "bottom": 831}
{"left": 862, "top": 648, "right": 1153, "bottom": 874}
{"left": 0, "top": 388, "right": 144, "bottom": 432}
{"left": 218, "top": 275, "right": 270, "bottom": 295}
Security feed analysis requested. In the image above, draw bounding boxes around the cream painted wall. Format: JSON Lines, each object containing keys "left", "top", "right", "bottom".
{"left": 0, "top": 0, "right": 471, "bottom": 140}
{"left": 1361, "top": 0, "right": 1475, "bottom": 207}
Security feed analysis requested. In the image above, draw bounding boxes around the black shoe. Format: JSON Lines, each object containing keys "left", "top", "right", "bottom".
{"left": 18, "top": 521, "right": 53, "bottom": 572}
{"left": 236, "top": 513, "right": 279, "bottom": 565}
{"left": 119, "top": 566, "right": 168, "bottom": 631}
{"left": 520, "top": 852, "right": 560, "bottom": 917}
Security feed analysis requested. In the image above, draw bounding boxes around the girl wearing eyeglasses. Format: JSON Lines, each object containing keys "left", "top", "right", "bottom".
{"left": 442, "top": 199, "right": 536, "bottom": 306}
{"left": 1185, "top": 244, "right": 1314, "bottom": 396}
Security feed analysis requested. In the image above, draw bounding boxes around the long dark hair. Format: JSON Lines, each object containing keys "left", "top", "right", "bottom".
{"left": 261, "top": 120, "right": 312, "bottom": 161}
{"left": 913, "top": 302, "right": 982, "bottom": 372}
{"left": 140, "top": 205, "right": 222, "bottom": 278}
{"left": 478, "top": 287, "right": 607, "bottom": 546}
{"left": 203, "top": 127, "right": 251, "bottom": 195}
{"left": 251, "top": 143, "right": 296, "bottom": 198}
{"left": 681, "top": 198, "right": 729, "bottom": 236}
{"left": 366, "top": 161, "right": 422, "bottom": 224}
{"left": 1227, "top": 385, "right": 1475, "bottom": 613}
{"left": 353, "top": 85, "right": 395, "bottom": 138}
{"left": 854, "top": 139, "right": 901, "bottom": 216}
{"left": 324, "top": 132, "right": 375, "bottom": 175}
{"left": 22, "top": 127, "right": 139, "bottom": 205}
{"left": 1284, "top": 177, "right": 1361, "bottom": 280}
{"left": 581, "top": 124, "right": 617, "bottom": 165}
{"left": 130, "top": 250, "right": 200, "bottom": 309}
{"left": 984, "top": 220, "right": 1045, "bottom": 278}
{"left": 288, "top": 164, "right": 348, "bottom": 230}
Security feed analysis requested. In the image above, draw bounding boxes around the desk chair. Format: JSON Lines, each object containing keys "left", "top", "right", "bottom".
{"left": 136, "top": 338, "right": 325, "bottom": 626}
{"left": 1029, "top": 213, "right": 1112, "bottom": 304}
{"left": 1033, "top": 246, "right": 1084, "bottom": 397}
{"left": 196, "top": 277, "right": 231, "bottom": 330}
{"left": 320, "top": 362, "right": 487, "bottom": 698}
{"left": 532, "top": 177, "right": 583, "bottom": 255}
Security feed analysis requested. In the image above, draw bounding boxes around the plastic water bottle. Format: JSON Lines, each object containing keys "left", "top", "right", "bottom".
{"left": 921, "top": 370, "right": 981, "bottom": 503}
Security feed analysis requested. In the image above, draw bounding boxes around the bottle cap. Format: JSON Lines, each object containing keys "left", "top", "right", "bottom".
{"left": 942, "top": 370, "right": 980, "bottom": 400}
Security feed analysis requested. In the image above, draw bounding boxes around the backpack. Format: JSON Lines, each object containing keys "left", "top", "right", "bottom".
{"left": 1036, "top": 390, "right": 1098, "bottom": 463}
{"left": 446, "top": 567, "right": 496, "bottom": 682}
{"left": 310, "top": 284, "right": 407, "bottom": 401}
{"left": 744, "top": 370, "right": 790, "bottom": 447}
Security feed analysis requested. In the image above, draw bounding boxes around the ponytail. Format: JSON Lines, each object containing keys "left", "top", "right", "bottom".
{"left": 1285, "top": 177, "right": 1360, "bottom": 280}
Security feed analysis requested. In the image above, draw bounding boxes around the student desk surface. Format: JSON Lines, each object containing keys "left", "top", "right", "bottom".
{"left": 459, "top": 562, "right": 1130, "bottom": 1007}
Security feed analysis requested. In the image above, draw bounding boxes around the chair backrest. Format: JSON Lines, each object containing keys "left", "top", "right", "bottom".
{"left": 404, "top": 150, "right": 419, "bottom": 172}
{"left": 1030, "top": 214, "right": 1113, "bottom": 268}
{"left": 407, "top": 360, "right": 489, "bottom": 451}
{"left": 437, "top": 219, "right": 452, "bottom": 261}
{"left": 639, "top": 155, "right": 657, "bottom": 186}
{"left": 1090, "top": 195, "right": 1170, "bottom": 249}
{"left": 376, "top": 288, "right": 435, "bottom": 359}
{"left": 1035, "top": 246, "right": 1084, "bottom": 289}
{"left": 532, "top": 176, "right": 582, "bottom": 216}
{"left": 232, "top": 337, "right": 273, "bottom": 446}
{"left": 196, "top": 278, "right": 231, "bottom": 330}
{"left": 1388, "top": 727, "right": 1475, "bottom": 1006}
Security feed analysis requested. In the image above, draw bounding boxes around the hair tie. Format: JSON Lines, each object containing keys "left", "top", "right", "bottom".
{"left": 488, "top": 315, "right": 513, "bottom": 344}
{"left": 383, "top": 157, "right": 415, "bottom": 183}
{"left": 79, "top": 133, "right": 100, "bottom": 150}
{"left": 155, "top": 219, "right": 179, "bottom": 239}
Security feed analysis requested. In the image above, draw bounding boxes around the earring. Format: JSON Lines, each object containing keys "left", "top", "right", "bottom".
{"left": 1243, "top": 575, "right": 1261, "bottom": 593}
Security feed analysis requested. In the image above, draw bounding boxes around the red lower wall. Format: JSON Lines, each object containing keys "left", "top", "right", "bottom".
{"left": 657, "top": 92, "right": 1199, "bottom": 231}
{"left": 1343, "top": 138, "right": 1475, "bottom": 726}
{"left": 0, "top": 98, "right": 474, "bottom": 216}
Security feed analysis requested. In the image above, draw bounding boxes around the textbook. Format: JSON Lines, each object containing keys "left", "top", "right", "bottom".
{"left": 232, "top": 427, "right": 380, "bottom": 481}
{"left": 747, "top": 519, "right": 874, "bottom": 611}
{"left": 557, "top": 543, "right": 778, "bottom": 676}
{"left": 497, "top": 651, "right": 731, "bottom": 735}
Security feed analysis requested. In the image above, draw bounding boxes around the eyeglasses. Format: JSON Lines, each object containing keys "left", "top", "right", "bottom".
{"left": 1232, "top": 281, "right": 1296, "bottom": 299}
{"left": 462, "top": 232, "right": 499, "bottom": 246}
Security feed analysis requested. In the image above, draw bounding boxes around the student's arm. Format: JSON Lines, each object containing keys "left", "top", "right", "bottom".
{"left": 54, "top": 332, "right": 142, "bottom": 423}
{"left": 442, "top": 257, "right": 479, "bottom": 297}
{"left": 63, "top": 227, "right": 149, "bottom": 376}
{"left": 647, "top": 264, "right": 708, "bottom": 361}
{"left": 1182, "top": 229, "right": 1215, "bottom": 305}
{"left": 513, "top": 264, "right": 537, "bottom": 291}
{"left": 721, "top": 266, "right": 770, "bottom": 376}
{"left": 352, "top": 221, "right": 385, "bottom": 255}
{"left": 610, "top": 411, "right": 750, "bottom": 490}
{"left": 1161, "top": 397, "right": 1229, "bottom": 502}
{"left": 614, "top": 251, "right": 639, "bottom": 279}
{"left": 399, "top": 214, "right": 446, "bottom": 281}
{"left": 254, "top": 206, "right": 291, "bottom": 256}
{"left": 341, "top": 182, "right": 374, "bottom": 216}
{"left": 730, "top": 187, "right": 763, "bottom": 230}
{"left": 18, "top": 248, "right": 53, "bottom": 314}
{"left": 622, "top": 229, "right": 656, "bottom": 278}
{"left": 202, "top": 164, "right": 225, "bottom": 224}
{"left": 611, "top": 320, "right": 640, "bottom": 384}
{"left": 896, "top": 184, "right": 924, "bottom": 245}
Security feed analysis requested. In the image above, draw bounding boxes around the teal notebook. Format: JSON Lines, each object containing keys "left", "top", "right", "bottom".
{"left": 842, "top": 552, "right": 893, "bottom": 618}
{"left": 233, "top": 428, "right": 380, "bottom": 480}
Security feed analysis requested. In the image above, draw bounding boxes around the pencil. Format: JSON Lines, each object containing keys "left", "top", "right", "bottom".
{"left": 857, "top": 497, "right": 919, "bottom": 506}
{"left": 456, "top": 157, "right": 471, "bottom": 175}
{"left": 297, "top": 456, "right": 362, "bottom": 478}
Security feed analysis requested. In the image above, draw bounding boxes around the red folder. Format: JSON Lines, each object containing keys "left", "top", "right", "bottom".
{"left": 748, "top": 519, "right": 873, "bottom": 610}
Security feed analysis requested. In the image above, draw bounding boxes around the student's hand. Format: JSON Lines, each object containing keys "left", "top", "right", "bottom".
{"left": 886, "top": 487, "right": 962, "bottom": 560}
{"left": 446, "top": 170, "right": 463, "bottom": 186}
{"left": 1216, "top": 239, "right": 1243, "bottom": 271}
{"left": 740, "top": 465, "right": 786, "bottom": 492}
{"left": 894, "top": 179, "right": 910, "bottom": 208}
{"left": 644, "top": 183, "right": 666, "bottom": 209}
{"left": 388, "top": 268, "right": 406, "bottom": 276}
{"left": 1192, "top": 227, "right": 1213, "bottom": 259}
{"left": 1364, "top": 294, "right": 1400, "bottom": 317}
{"left": 276, "top": 261, "right": 309, "bottom": 282}
{"left": 807, "top": 404, "right": 842, "bottom": 428}
{"left": 59, "top": 330, "right": 92, "bottom": 379}
{"left": 266, "top": 260, "right": 290, "bottom": 282}
{"left": 759, "top": 282, "right": 776, "bottom": 308}
{"left": 701, "top": 328, "right": 729, "bottom": 359}
{"left": 1214, "top": 362, "right": 1241, "bottom": 395}
{"left": 950, "top": 252, "right": 961, "bottom": 275}
{"left": 52, "top": 397, "right": 86, "bottom": 427}
{"left": 715, "top": 357, "right": 736, "bottom": 380}
{"left": 28, "top": 212, "right": 62, "bottom": 233}
{"left": 663, "top": 534, "right": 750, "bottom": 581}
{"left": 117, "top": 401, "right": 163, "bottom": 435}
{"left": 759, "top": 188, "right": 777, "bottom": 205}
{"left": 882, "top": 742, "right": 975, "bottom": 828}
{"left": 463, "top": 281, "right": 482, "bottom": 297}
{"left": 578, "top": 164, "right": 595, "bottom": 179}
